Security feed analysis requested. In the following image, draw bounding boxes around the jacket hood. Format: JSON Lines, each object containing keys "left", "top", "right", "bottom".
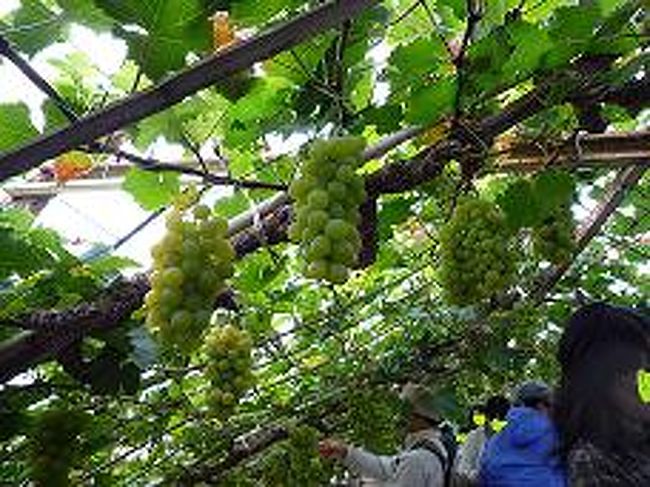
{"left": 506, "top": 406, "right": 553, "bottom": 448}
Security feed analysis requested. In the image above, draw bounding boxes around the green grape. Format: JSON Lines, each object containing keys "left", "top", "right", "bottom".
{"left": 301, "top": 226, "right": 321, "bottom": 241}
{"left": 346, "top": 208, "right": 361, "bottom": 226}
{"left": 331, "top": 241, "right": 357, "bottom": 266}
{"left": 199, "top": 218, "right": 228, "bottom": 239}
{"left": 151, "top": 243, "right": 165, "bottom": 261}
{"left": 335, "top": 164, "right": 356, "bottom": 183}
{"left": 160, "top": 286, "right": 182, "bottom": 308}
{"left": 327, "top": 181, "right": 348, "bottom": 201}
{"left": 199, "top": 269, "right": 220, "bottom": 294}
{"left": 212, "top": 239, "right": 236, "bottom": 262}
{"left": 295, "top": 207, "right": 311, "bottom": 228}
{"left": 181, "top": 257, "right": 202, "bottom": 278}
{"left": 328, "top": 203, "right": 346, "bottom": 219}
{"left": 306, "top": 235, "right": 332, "bottom": 260}
{"left": 170, "top": 309, "right": 193, "bottom": 329}
{"left": 305, "top": 260, "right": 328, "bottom": 279}
{"left": 193, "top": 204, "right": 211, "bottom": 220}
{"left": 161, "top": 267, "right": 184, "bottom": 288}
{"left": 439, "top": 199, "right": 518, "bottom": 306}
{"left": 328, "top": 263, "right": 349, "bottom": 284}
{"left": 307, "top": 210, "right": 329, "bottom": 231}
{"left": 288, "top": 222, "right": 303, "bottom": 242}
{"left": 324, "top": 219, "right": 351, "bottom": 241}
{"left": 307, "top": 189, "right": 329, "bottom": 210}
{"left": 165, "top": 213, "right": 183, "bottom": 232}
{"left": 288, "top": 177, "right": 315, "bottom": 202}
{"left": 326, "top": 136, "right": 366, "bottom": 158}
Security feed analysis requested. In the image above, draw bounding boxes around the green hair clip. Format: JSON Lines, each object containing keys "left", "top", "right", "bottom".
{"left": 637, "top": 369, "right": 650, "bottom": 404}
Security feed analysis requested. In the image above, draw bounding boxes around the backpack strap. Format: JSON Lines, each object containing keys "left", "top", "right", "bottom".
{"left": 410, "top": 438, "right": 450, "bottom": 484}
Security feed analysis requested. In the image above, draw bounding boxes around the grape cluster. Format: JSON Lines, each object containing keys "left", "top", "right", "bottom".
{"left": 145, "top": 200, "right": 235, "bottom": 355}
{"left": 345, "top": 390, "right": 401, "bottom": 453}
{"left": 260, "top": 425, "right": 332, "bottom": 486}
{"left": 29, "top": 407, "right": 88, "bottom": 487}
{"left": 439, "top": 199, "right": 517, "bottom": 306}
{"left": 203, "top": 324, "right": 254, "bottom": 416}
{"left": 532, "top": 204, "right": 575, "bottom": 264}
{"left": 288, "top": 137, "right": 367, "bottom": 284}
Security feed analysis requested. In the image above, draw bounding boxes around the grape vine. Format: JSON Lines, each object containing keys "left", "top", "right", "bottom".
{"left": 288, "top": 137, "right": 367, "bottom": 284}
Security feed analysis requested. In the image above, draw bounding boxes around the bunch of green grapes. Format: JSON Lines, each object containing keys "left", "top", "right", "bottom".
{"left": 439, "top": 199, "right": 517, "bottom": 306}
{"left": 288, "top": 136, "right": 367, "bottom": 284}
{"left": 532, "top": 204, "right": 575, "bottom": 264}
{"left": 145, "top": 199, "right": 235, "bottom": 355}
{"left": 260, "top": 425, "right": 333, "bottom": 486}
{"left": 29, "top": 407, "right": 89, "bottom": 487}
{"left": 203, "top": 324, "right": 255, "bottom": 417}
{"left": 344, "top": 390, "right": 402, "bottom": 453}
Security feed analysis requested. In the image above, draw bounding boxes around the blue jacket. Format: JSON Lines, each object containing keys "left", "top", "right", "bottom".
{"left": 479, "top": 407, "right": 566, "bottom": 487}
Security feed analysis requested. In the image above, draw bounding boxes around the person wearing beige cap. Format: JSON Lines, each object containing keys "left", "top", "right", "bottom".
{"left": 319, "top": 383, "right": 449, "bottom": 486}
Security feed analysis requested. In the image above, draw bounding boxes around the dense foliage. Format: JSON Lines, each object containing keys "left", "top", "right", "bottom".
{"left": 0, "top": 0, "right": 647, "bottom": 485}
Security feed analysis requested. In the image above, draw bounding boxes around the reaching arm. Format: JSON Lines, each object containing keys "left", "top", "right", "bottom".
{"left": 344, "top": 446, "right": 399, "bottom": 481}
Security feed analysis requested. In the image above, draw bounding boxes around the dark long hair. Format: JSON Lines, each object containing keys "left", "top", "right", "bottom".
{"left": 554, "top": 303, "right": 650, "bottom": 459}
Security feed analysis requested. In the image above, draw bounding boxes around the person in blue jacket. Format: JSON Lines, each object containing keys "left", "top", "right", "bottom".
{"left": 479, "top": 381, "right": 566, "bottom": 487}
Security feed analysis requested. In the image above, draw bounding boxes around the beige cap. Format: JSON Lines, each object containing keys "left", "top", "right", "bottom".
{"left": 400, "top": 382, "right": 442, "bottom": 423}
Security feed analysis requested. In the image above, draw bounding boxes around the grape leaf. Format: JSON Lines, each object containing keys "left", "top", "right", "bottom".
{"left": 0, "top": 103, "right": 39, "bottom": 153}
{"left": 86, "top": 255, "right": 141, "bottom": 277}
{"left": 502, "top": 21, "right": 553, "bottom": 80}
{"left": 57, "top": 0, "right": 114, "bottom": 30}
{"left": 128, "top": 326, "right": 158, "bottom": 369}
{"left": 388, "top": 36, "right": 450, "bottom": 90}
{"left": 1, "top": 0, "right": 65, "bottom": 55}
{"left": 497, "top": 171, "right": 575, "bottom": 231}
{"left": 213, "top": 191, "right": 249, "bottom": 219}
{"left": 122, "top": 167, "right": 180, "bottom": 210}
{"left": 544, "top": 5, "right": 600, "bottom": 66}
{"left": 377, "top": 196, "right": 417, "bottom": 240}
{"left": 405, "top": 77, "right": 456, "bottom": 125}
{"left": 358, "top": 104, "right": 403, "bottom": 134}
{"left": 532, "top": 170, "right": 575, "bottom": 219}
{"left": 224, "top": 77, "right": 293, "bottom": 148}
{"left": 0, "top": 207, "right": 34, "bottom": 232}
{"left": 265, "top": 34, "right": 336, "bottom": 84}
{"left": 496, "top": 179, "right": 540, "bottom": 230}
{"left": 94, "top": 0, "right": 211, "bottom": 80}
{"left": 230, "top": 0, "right": 304, "bottom": 26}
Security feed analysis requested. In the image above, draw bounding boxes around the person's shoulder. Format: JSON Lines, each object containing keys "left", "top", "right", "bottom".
{"left": 569, "top": 440, "right": 603, "bottom": 463}
{"left": 567, "top": 440, "right": 610, "bottom": 485}
{"left": 465, "top": 426, "right": 487, "bottom": 442}
{"left": 401, "top": 447, "right": 444, "bottom": 475}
